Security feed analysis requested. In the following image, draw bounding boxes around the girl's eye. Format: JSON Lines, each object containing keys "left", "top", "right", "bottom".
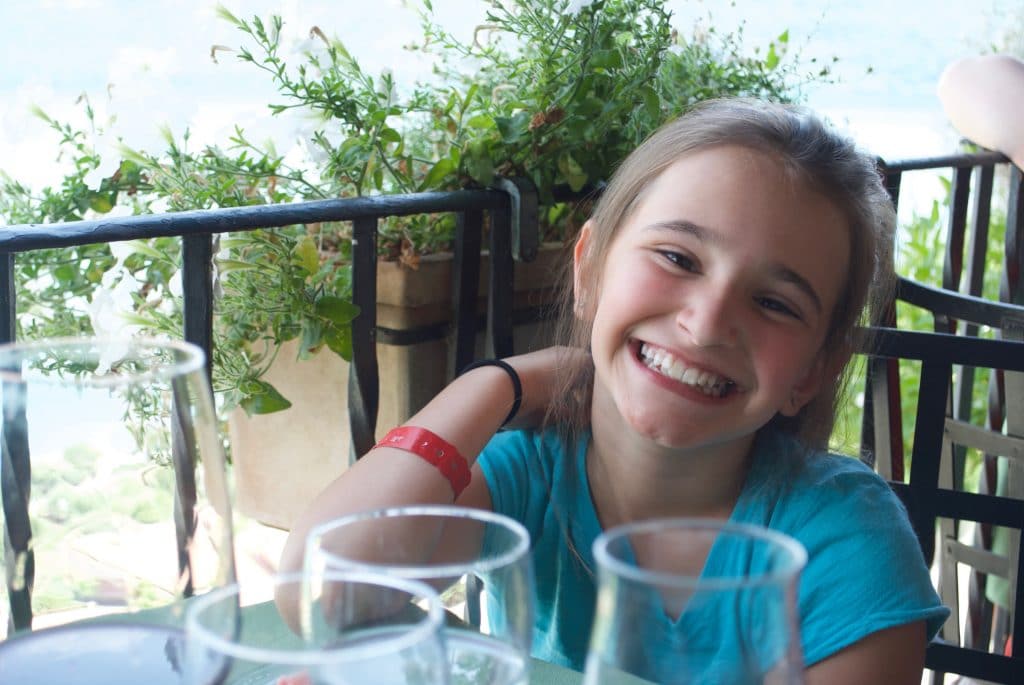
{"left": 756, "top": 296, "right": 801, "bottom": 319}
{"left": 660, "top": 250, "right": 698, "bottom": 272}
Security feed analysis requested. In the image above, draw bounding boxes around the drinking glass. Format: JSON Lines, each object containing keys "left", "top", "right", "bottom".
{"left": 184, "top": 570, "right": 448, "bottom": 685}
{"left": 583, "top": 519, "right": 807, "bottom": 685}
{"left": 0, "top": 337, "right": 235, "bottom": 637}
{"left": 306, "top": 505, "right": 534, "bottom": 685}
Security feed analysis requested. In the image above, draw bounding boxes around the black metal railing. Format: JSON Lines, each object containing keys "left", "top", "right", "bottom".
{"left": 0, "top": 180, "right": 556, "bottom": 633}
{"left": 1, "top": 186, "right": 547, "bottom": 450}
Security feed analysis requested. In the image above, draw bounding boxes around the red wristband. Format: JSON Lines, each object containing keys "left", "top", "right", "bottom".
{"left": 375, "top": 426, "right": 472, "bottom": 498}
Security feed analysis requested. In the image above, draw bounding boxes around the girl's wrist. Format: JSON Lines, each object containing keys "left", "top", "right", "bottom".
{"left": 459, "top": 359, "right": 522, "bottom": 426}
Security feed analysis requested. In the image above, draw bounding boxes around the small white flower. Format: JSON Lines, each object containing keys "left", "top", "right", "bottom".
{"left": 88, "top": 269, "right": 142, "bottom": 340}
{"left": 168, "top": 270, "right": 184, "bottom": 298}
{"left": 82, "top": 158, "right": 120, "bottom": 190}
{"left": 108, "top": 240, "right": 136, "bottom": 264}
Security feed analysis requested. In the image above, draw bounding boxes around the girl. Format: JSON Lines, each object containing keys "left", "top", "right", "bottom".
{"left": 280, "top": 98, "right": 949, "bottom": 683}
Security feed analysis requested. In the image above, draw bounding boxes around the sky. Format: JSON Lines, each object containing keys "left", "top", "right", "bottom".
{"left": 0, "top": 0, "right": 1018, "bottom": 196}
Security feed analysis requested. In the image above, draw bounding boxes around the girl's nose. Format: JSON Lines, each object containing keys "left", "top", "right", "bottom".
{"left": 677, "top": 289, "right": 737, "bottom": 348}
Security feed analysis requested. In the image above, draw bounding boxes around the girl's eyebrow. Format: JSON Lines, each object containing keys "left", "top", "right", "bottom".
{"left": 770, "top": 265, "right": 823, "bottom": 314}
{"left": 644, "top": 220, "right": 823, "bottom": 314}
{"left": 645, "top": 219, "right": 718, "bottom": 244}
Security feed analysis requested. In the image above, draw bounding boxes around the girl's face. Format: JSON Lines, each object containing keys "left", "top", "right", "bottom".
{"left": 577, "top": 144, "right": 850, "bottom": 452}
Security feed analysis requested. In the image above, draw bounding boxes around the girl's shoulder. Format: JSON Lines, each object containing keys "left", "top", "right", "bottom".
{"left": 750, "top": 431, "right": 898, "bottom": 510}
{"left": 758, "top": 428, "right": 880, "bottom": 476}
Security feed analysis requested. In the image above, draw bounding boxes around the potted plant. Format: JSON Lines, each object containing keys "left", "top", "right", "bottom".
{"left": 4, "top": 0, "right": 824, "bottom": 528}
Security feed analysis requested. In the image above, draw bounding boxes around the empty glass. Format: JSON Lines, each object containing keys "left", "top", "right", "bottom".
{"left": 0, "top": 337, "right": 234, "bottom": 637}
{"left": 184, "top": 570, "right": 448, "bottom": 684}
{"left": 305, "top": 505, "right": 534, "bottom": 685}
{"left": 583, "top": 519, "right": 807, "bottom": 685}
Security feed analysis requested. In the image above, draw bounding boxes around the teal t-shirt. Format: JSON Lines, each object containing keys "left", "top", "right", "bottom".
{"left": 477, "top": 427, "right": 950, "bottom": 672}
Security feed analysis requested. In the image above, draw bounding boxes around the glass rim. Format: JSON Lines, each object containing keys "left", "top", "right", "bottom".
{"left": 0, "top": 336, "right": 205, "bottom": 386}
{"left": 184, "top": 570, "right": 444, "bottom": 666}
{"left": 308, "top": 504, "right": 531, "bottom": 578}
{"left": 592, "top": 517, "right": 807, "bottom": 590}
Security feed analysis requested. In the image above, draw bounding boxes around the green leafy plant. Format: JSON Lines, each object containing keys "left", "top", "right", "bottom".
{"left": 3, "top": 0, "right": 828, "bottom": 416}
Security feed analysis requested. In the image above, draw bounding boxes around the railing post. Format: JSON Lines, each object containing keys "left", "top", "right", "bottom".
{"left": 348, "top": 217, "right": 379, "bottom": 461}
{"left": 490, "top": 177, "right": 539, "bottom": 359}
{"left": 487, "top": 205, "right": 514, "bottom": 360}
{"left": 450, "top": 210, "right": 484, "bottom": 376}
{"left": 493, "top": 177, "right": 539, "bottom": 264}
{"left": 1, "top": 253, "right": 14, "bottom": 344}
{"left": 1003, "top": 165, "right": 1023, "bottom": 307}
{"left": 1, "top": 380, "right": 33, "bottom": 633}
{"left": 181, "top": 234, "right": 214, "bottom": 380}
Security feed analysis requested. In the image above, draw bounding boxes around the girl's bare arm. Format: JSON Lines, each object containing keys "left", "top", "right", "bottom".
{"left": 804, "top": 622, "right": 926, "bottom": 685}
{"left": 276, "top": 347, "right": 572, "bottom": 618}
{"left": 937, "top": 54, "right": 1024, "bottom": 170}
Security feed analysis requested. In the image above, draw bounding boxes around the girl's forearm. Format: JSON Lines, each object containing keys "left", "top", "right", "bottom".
{"left": 278, "top": 347, "right": 569, "bottom": 577}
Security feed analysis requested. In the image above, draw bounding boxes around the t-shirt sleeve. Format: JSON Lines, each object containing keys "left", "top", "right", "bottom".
{"left": 476, "top": 429, "right": 551, "bottom": 542}
{"left": 786, "top": 461, "right": 951, "bottom": 666}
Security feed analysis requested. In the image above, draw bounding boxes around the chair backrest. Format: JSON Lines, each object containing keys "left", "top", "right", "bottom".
{"left": 858, "top": 324, "right": 1024, "bottom": 684}
{"left": 861, "top": 149, "right": 1024, "bottom": 684}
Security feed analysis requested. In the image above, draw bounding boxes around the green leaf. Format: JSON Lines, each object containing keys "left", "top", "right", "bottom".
{"left": 124, "top": 239, "right": 166, "bottom": 261}
{"left": 378, "top": 127, "right": 401, "bottom": 144}
{"left": 557, "top": 152, "right": 588, "bottom": 192}
{"left": 324, "top": 324, "right": 353, "bottom": 360}
{"left": 419, "top": 158, "right": 455, "bottom": 191}
{"left": 591, "top": 49, "right": 624, "bottom": 70}
{"left": 298, "top": 319, "right": 324, "bottom": 358}
{"left": 53, "top": 264, "right": 76, "bottom": 284}
{"left": 239, "top": 381, "right": 292, "bottom": 416}
{"left": 765, "top": 43, "right": 780, "bottom": 70}
{"left": 315, "top": 295, "right": 359, "bottom": 325}
{"left": 88, "top": 193, "right": 113, "bottom": 213}
{"left": 640, "top": 86, "right": 661, "bottom": 121}
{"left": 464, "top": 141, "right": 494, "bottom": 186}
{"left": 465, "top": 114, "right": 495, "bottom": 130}
{"left": 577, "top": 95, "right": 605, "bottom": 117}
{"left": 461, "top": 83, "right": 479, "bottom": 112}
{"left": 495, "top": 112, "right": 530, "bottom": 144}
{"left": 292, "top": 235, "right": 320, "bottom": 275}
{"left": 216, "top": 259, "right": 260, "bottom": 273}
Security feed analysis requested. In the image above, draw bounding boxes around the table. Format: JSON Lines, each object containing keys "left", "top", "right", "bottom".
{"left": 0, "top": 604, "right": 585, "bottom": 685}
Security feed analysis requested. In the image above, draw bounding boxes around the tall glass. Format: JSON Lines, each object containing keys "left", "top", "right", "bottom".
{"left": 0, "top": 337, "right": 234, "bottom": 637}
{"left": 306, "top": 505, "right": 534, "bottom": 685}
{"left": 583, "top": 519, "right": 807, "bottom": 685}
{"left": 184, "top": 571, "right": 448, "bottom": 685}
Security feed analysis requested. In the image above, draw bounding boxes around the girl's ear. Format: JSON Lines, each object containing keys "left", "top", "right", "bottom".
{"left": 780, "top": 348, "right": 842, "bottom": 417}
{"left": 573, "top": 221, "right": 593, "bottom": 317}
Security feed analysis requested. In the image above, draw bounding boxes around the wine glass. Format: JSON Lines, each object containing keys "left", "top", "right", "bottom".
{"left": 0, "top": 337, "right": 235, "bottom": 637}
{"left": 184, "top": 570, "right": 448, "bottom": 685}
{"left": 305, "top": 505, "right": 534, "bottom": 685}
{"left": 583, "top": 518, "right": 807, "bottom": 685}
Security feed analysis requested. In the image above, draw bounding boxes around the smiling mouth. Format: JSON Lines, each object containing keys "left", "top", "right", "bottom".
{"left": 637, "top": 342, "right": 738, "bottom": 398}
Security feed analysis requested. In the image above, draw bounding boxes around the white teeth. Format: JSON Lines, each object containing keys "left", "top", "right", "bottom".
{"left": 638, "top": 343, "right": 734, "bottom": 397}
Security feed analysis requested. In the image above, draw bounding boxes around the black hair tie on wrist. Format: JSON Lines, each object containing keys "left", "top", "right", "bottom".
{"left": 459, "top": 358, "right": 523, "bottom": 426}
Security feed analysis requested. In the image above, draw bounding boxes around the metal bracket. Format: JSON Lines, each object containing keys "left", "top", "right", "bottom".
{"left": 493, "top": 176, "right": 539, "bottom": 263}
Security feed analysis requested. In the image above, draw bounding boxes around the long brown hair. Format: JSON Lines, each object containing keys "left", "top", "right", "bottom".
{"left": 547, "top": 97, "right": 896, "bottom": 451}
